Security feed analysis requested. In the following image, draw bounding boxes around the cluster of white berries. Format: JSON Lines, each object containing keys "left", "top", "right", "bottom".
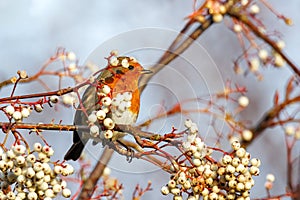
{"left": 109, "top": 51, "right": 137, "bottom": 69}
{"left": 4, "top": 106, "right": 31, "bottom": 122}
{"left": 182, "top": 119, "right": 208, "bottom": 160}
{"left": 244, "top": 41, "right": 286, "bottom": 74}
{"left": 87, "top": 84, "right": 113, "bottom": 139}
{"left": 60, "top": 51, "right": 78, "bottom": 74}
{"left": 87, "top": 53, "right": 137, "bottom": 141}
{"left": 227, "top": 1, "right": 288, "bottom": 74}
{"left": 161, "top": 119, "right": 260, "bottom": 200}
{"left": 195, "top": 0, "right": 261, "bottom": 25}
{"left": 284, "top": 125, "right": 300, "bottom": 140}
{"left": 3, "top": 96, "right": 60, "bottom": 122}
{"left": 111, "top": 92, "right": 133, "bottom": 119}
{"left": 87, "top": 82, "right": 133, "bottom": 141}
{"left": 0, "top": 143, "right": 73, "bottom": 200}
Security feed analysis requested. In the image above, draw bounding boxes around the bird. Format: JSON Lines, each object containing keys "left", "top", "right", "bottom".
{"left": 64, "top": 55, "right": 151, "bottom": 161}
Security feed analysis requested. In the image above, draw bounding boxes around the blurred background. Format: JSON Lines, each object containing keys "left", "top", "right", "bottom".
{"left": 0, "top": 0, "right": 299, "bottom": 199}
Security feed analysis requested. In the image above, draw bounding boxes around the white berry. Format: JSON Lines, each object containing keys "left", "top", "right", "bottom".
{"left": 67, "top": 51, "right": 76, "bottom": 61}
{"left": 101, "top": 97, "right": 112, "bottom": 106}
{"left": 96, "top": 110, "right": 106, "bottom": 120}
{"left": 242, "top": 129, "right": 253, "bottom": 141}
{"left": 123, "top": 92, "right": 132, "bottom": 101}
{"left": 161, "top": 185, "right": 169, "bottom": 195}
{"left": 266, "top": 173, "right": 275, "bottom": 182}
{"left": 259, "top": 49, "right": 268, "bottom": 61}
{"left": 21, "top": 107, "right": 30, "bottom": 118}
{"left": 5, "top": 105, "right": 15, "bottom": 115}
{"left": 34, "top": 104, "right": 43, "bottom": 112}
{"left": 88, "top": 113, "right": 97, "bottom": 123}
{"left": 101, "top": 85, "right": 111, "bottom": 94}
{"left": 103, "top": 118, "right": 115, "bottom": 129}
{"left": 250, "top": 4, "right": 260, "bottom": 14}
{"left": 104, "top": 130, "right": 113, "bottom": 139}
{"left": 13, "top": 111, "right": 22, "bottom": 121}
{"left": 238, "top": 96, "right": 249, "bottom": 107}
{"left": 62, "top": 188, "right": 71, "bottom": 198}
{"left": 233, "top": 24, "right": 242, "bottom": 33}
{"left": 121, "top": 58, "right": 129, "bottom": 68}
{"left": 49, "top": 95, "right": 59, "bottom": 103}
{"left": 34, "top": 143, "right": 42, "bottom": 152}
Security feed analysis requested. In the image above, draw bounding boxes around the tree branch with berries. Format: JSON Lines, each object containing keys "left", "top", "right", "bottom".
{"left": 1, "top": 0, "right": 300, "bottom": 200}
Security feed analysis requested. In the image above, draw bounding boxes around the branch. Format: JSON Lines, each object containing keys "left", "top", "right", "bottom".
{"left": 139, "top": 16, "right": 213, "bottom": 93}
{"left": 0, "top": 80, "right": 91, "bottom": 103}
{"left": 228, "top": 9, "right": 300, "bottom": 78}
{"left": 75, "top": 14, "right": 215, "bottom": 200}
{"left": 242, "top": 95, "right": 300, "bottom": 146}
{"left": 77, "top": 147, "right": 114, "bottom": 200}
{"left": 0, "top": 122, "right": 81, "bottom": 132}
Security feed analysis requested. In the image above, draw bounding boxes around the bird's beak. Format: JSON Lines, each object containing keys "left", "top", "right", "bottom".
{"left": 141, "top": 69, "right": 152, "bottom": 74}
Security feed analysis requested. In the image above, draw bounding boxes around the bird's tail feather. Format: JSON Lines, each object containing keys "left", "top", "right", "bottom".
{"left": 64, "top": 141, "right": 85, "bottom": 161}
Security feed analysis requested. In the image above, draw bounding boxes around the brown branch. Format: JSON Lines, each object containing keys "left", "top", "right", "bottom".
{"left": 139, "top": 16, "right": 213, "bottom": 93}
{"left": 228, "top": 9, "right": 300, "bottom": 78}
{"left": 0, "top": 122, "right": 81, "bottom": 132}
{"left": 242, "top": 96, "right": 300, "bottom": 146}
{"left": 286, "top": 138, "right": 294, "bottom": 194}
{"left": 0, "top": 81, "right": 89, "bottom": 103}
{"left": 77, "top": 147, "right": 114, "bottom": 200}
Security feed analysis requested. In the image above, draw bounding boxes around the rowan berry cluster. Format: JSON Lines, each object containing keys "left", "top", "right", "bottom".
{"left": 284, "top": 125, "right": 300, "bottom": 140}
{"left": 187, "top": 0, "right": 290, "bottom": 80}
{"left": 3, "top": 95, "right": 61, "bottom": 123}
{"left": 86, "top": 54, "right": 135, "bottom": 141}
{"left": 243, "top": 39, "right": 286, "bottom": 76}
{"left": 228, "top": 1, "right": 291, "bottom": 78}
{"left": 161, "top": 119, "right": 260, "bottom": 200}
{"left": 87, "top": 84, "right": 134, "bottom": 140}
{"left": 0, "top": 143, "right": 73, "bottom": 200}
{"left": 193, "top": 0, "right": 262, "bottom": 24}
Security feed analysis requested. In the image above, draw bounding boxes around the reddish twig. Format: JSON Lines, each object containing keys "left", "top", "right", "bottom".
{"left": 228, "top": 10, "right": 300, "bottom": 78}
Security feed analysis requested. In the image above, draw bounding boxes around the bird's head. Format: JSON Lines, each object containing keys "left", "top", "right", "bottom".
{"left": 107, "top": 56, "right": 151, "bottom": 79}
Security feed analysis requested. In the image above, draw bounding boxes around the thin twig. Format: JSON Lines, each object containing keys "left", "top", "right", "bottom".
{"left": 0, "top": 82, "right": 88, "bottom": 103}
{"left": 243, "top": 96, "right": 300, "bottom": 146}
{"left": 228, "top": 10, "right": 300, "bottom": 78}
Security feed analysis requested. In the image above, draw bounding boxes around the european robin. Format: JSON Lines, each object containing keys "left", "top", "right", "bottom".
{"left": 64, "top": 55, "right": 151, "bottom": 161}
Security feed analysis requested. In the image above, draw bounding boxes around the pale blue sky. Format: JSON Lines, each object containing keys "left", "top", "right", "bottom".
{"left": 0, "top": 1, "right": 299, "bottom": 199}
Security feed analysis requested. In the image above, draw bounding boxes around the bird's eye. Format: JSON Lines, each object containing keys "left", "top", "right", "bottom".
{"left": 116, "top": 69, "right": 124, "bottom": 74}
{"left": 128, "top": 65, "right": 134, "bottom": 70}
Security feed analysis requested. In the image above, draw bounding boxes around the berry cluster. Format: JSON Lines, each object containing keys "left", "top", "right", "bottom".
{"left": 161, "top": 119, "right": 260, "bottom": 200}
{"left": 0, "top": 143, "right": 73, "bottom": 200}
{"left": 87, "top": 83, "right": 134, "bottom": 141}
{"left": 284, "top": 125, "right": 300, "bottom": 140}
{"left": 2, "top": 50, "right": 80, "bottom": 123}
{"left": 192, "top": 0, "right": 263, "bottom": 24}
{"left": 3, "top": 95, "right": 61, "bottom": 123}
{"left": 86, "top": 54, "right": 136, "bottom": 141}
{"left": 245, "top": 39, "right": 286, "bottom": 74}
